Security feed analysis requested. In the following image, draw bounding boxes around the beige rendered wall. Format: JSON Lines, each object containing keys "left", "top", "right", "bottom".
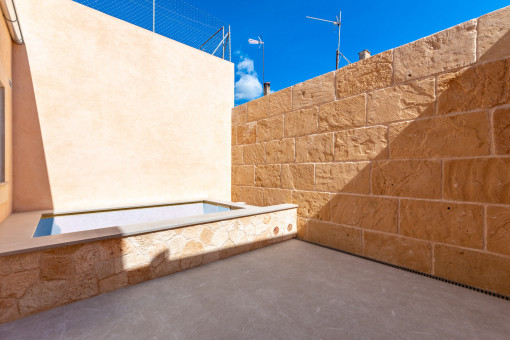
{"left": 13, "top": 0, "right": 234, "bottom": 212}
{"left": 232, "top": 6, "right": 510, "bottom": 295}
{"left": 0, "top": 14, "right": 13, "bottom": 223}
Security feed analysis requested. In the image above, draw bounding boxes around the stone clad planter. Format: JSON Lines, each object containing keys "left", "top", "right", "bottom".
{"left": 0, "top": 208, "right": 297, "bottom": 324}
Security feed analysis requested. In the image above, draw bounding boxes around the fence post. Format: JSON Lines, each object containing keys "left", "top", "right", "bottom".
{"left": 74, "top": 0, "right": 230, "bottom": 59}
{"left": 222, "top": 26, "right": 225, "bottom": 59}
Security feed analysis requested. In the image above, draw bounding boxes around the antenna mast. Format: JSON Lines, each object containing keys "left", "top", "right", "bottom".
{"left": 306, "top": 11, "right": 350, "bottom": 70}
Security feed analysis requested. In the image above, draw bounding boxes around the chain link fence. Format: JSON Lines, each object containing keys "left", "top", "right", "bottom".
{"left": 73, "top": 0, "right": 231, "bottom": 60}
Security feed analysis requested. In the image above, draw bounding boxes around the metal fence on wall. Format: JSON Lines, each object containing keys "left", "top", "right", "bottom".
{"left": 73, "top": 0, "right": 231, "bottom": 61}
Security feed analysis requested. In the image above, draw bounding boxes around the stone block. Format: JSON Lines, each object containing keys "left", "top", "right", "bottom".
{"left": 367, "top": 78, "right": 435, "bottom": 124}
{"left": 247, "top": 95, "right": 268, "bottom": 122}
{"left": 232, "top": 145, "right": 243, "bottom": 165}
{"left": 334, "top": 126, "right": 388, "bottom": 161}
{"left": 444, "top": 158, "right": 510, "bottom": 204}
{"left": 40, "top": 255, "right": 75, "bottom": 280}
{"left": 297, "top": 217, "right": 308, "bottom": 239}
{"left": 264, "top": 188, "right": 292, "bottom": 206}
{"left": 308, "top": 220, "right": 362, "bottom": 255}
{"left": 182, "top": 240, "right": 204, "bottom": 256}
{"left": 266, "top": 138, "right": 295, "bottom": 163}
{"left": 284, "top": 107, "right": 318, "bottom": 137}
{"left": 129, "top": 233, "right": 159, "bottom": 250}
{"left": 487, "top": 206, "right": 510, "bottom": 257}
{"left": 295, "top": 133, "right": 334, "bottom": 163}
{"left": 336, "top": 51, "right": 393, "bottom": 98}
{"left": 318, "top": 94, "right": 365, "bottom": 132}
{"left": 330, "top": 194, "right": 398, "bottom": 233}
{"left": 243, "top": 143, "right": 265, "bottom": 164}
{"left": 218, "top": 240, "right": 244, "bottom": 260}
{"left": 292, "top": 71, "right": 335, "bottom": 109}
{"left": 364, "top": 231, "right": 432, "bottom": 273}
{"left": 292, "top": 191, "right": 330, "bottom": 221}
{"left": 0, "top": 252, "right": 40, "bottom": 275}
{"left": 147, "top": 243, "right": 170, "bottom": 269}
{"left": 181, "top": 225, "right": 202, "bottom": 240}
{"left": 232, "top": 165, "right": 254, "bottom": 186}
{"left": 127, "top": 266, "right": 154, "bottom": 285}
{"left": 121, "top": 251, "right": 149, "bottom": 271}
{"left": 94, "top": 259, "right": 116, "bottom": 280}
{"left": 167, "top": 235, "right": 187, "bottom": 258}
{"left": 0, "top": 298, "right": 18, "bottom": 324}
{"left": 394, "top": 20, "right": 476, "bottom": 82}
{"left": 180, "top": 254, "right": 205, "bottom": 271}
{"left": 97, "top": 238, "right": 133, "bottom": 260}
{"left": 236, "top": 122, "right": 257, "bottom": 145}
{"left": 434, "top": 244, "right": 510, "bottom": 296}
{"left": 202, "top": 251, "right": 220, "bottom": 266}
{"left": 231, "top": 126, "right": 236, "bottom": 146}
{"left": 400, "top": 200, "right": 484, "bottom": 248}
{"left": 388, "top": 112, "right": 490, "bottom": 158}
{"left": 437, "top": 59, "right": 510, "bottom": 114}
{"left": 494, "top": 107, "right": 510, "bottom": 154}
{"left": 257, "top": 115, "right": 284, "bottom": 142}
{"left": 232, "top": 186, "right": 264, "bottom": 206}
{"left": 269, "top": 87, "right": 292, "bottom": 115}
{"left": 200, "top": 228, "right": 214, "bottom": 246}
{"left": 371, "top": 160, "right": 441, "bottom": 198}
{"left": 19, "top": 280, "right": 73, "bottom": 315}
{"left": 0, "top": 269, "right": 39, "bottom": 299}
{"left": 315, "top": 162, "right": 370, "bottom": 194}
{"left": 281, "top": 164, "right": 314, "bottom": 191}
{"left": 99, "top": 272, "right": 128, "bottom": 294}
{"left": 255, "top": 164, "right": 281, "bottom": 188}
{"left": 231, "top": 185, "right": 241, "bottom": 202}
{"left": 69, "top": 272, "right": 99, "bottom": 300}
{"left": 232, "top": 104, "right": 247, "bottom": 126}
{"left": 477, "top": 6, "right": 510, "bottom": 61}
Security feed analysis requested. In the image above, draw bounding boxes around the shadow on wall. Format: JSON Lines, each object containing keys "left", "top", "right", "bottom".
{"left": 231, "top": 17, "right": 510, "bottom": 295}
{"left": 12, "top": 44, "right": 53, "bottom": 211}
{"left": 304, "top": 28, "right": 510, "bottom": 294}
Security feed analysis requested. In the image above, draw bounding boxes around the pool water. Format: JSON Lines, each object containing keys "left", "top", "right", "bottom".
{"left": 33, "top": 202, "right": 231, "bottom": 237}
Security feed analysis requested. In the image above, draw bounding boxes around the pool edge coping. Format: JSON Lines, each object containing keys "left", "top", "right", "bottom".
{"left": 0, "top": 200, "right": 297, "bottom": 257}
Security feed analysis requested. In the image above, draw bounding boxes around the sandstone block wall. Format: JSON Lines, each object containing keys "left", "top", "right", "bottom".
{"left": 231, "top": 6, "right": 510, "bottom": 295}
{"left": 0, "top": 209, "right": 297, "bottom": 323}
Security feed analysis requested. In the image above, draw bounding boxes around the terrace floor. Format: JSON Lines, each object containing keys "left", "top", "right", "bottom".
{"left": 1, "top": 239, "right": 509, "bottom": 339}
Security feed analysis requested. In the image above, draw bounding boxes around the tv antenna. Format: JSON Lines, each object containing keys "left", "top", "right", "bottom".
{"left": 306, "top": 11, "right": 351, "bottom": 69}
{"left": 248, "top": 36, "right": 270, "bottom": 95}
{"left": 248, "top": 36, "right": 265, "bottom": 83}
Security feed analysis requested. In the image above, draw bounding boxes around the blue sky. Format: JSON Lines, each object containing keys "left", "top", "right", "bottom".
{"left": 180, "top": 0, "right": 507, "bottom": 105}
{"left": 80, "top": 0, "right": 509, "bottom": 105}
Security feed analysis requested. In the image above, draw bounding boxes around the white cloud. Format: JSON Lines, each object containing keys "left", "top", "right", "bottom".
{"left": 235, "top": 74, "right": 262, "bottom": 101}
{"left": 236, "top": 58, "right": 255, "bottom": 75}
{"left": 235, "top": 55, "right": 262, "bottom": 101}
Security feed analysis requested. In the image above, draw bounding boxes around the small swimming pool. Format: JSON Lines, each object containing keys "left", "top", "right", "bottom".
{"left": 33, "top": 202, "right": 232, "bottom": 237}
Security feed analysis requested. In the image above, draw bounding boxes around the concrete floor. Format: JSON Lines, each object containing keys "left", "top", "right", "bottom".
{"left": 1, "top": 240, "right": 509, "bottom": 339}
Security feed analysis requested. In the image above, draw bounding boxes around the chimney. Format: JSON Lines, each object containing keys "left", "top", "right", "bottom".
{"left": 358, "top": 49, "right": 371, "bottom": 61}
{"left": 263, "top": 82, "right": 271, "bottom": 96}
